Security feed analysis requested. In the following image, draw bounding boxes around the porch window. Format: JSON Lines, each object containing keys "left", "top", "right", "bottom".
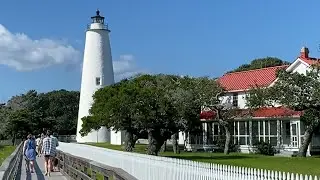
{"left": 269, "top": 121, "right": 278, "bottom": 146}
{"left": 213, "top": 123, "right": 219, "bottom": 141}
{"left": 233, "top": 121, "right": 249, "bottom": 145}
{"left": 255, "top": 120, "right": 278, "bottom": 146}
{"left": 252, "top": 121, "right": 259, "bottom": 144}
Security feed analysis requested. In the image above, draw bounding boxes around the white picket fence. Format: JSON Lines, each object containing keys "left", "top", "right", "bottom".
{"left": 58, "top": 142, "right": 319, "bottom": 180}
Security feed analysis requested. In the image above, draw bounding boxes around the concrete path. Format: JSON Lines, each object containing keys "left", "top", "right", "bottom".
{"left": 17, "top": 156, "right": 67, "bottom": 180}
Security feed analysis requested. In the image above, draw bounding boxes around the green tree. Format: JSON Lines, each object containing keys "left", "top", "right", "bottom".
{"left": 3, "top": 89, "right": 79, "bottom": 139}
{"left": 0, "top": 106, "right": 11, "bottom": 140}
{"left": 192, "top": 77, "right": 241, "bottom": 154}
{"left": 230, "top": 57, "right": 290, "bottom": 73}
{"left": 133, "top": 75, "right": 177, "bottom": 155}
{"left": 80, "top": 78, "right": 146, "bottom": 152}
{"left": 40, "top": 90, "right": 80, "bottom": 135}
{"left": 81, "top": 75, "right": 179, "bottom": 155}
{"left": 246, "top": 67, "right": 320, "bottom": 157}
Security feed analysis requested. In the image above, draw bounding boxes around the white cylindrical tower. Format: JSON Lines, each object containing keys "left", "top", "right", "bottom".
{"left": 76, "top": 10, "right": 115, "bottom": 143}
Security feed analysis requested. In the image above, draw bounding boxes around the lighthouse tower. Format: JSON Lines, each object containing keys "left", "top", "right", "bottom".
{"left": 76, "top": 10, "right": 114, "bottom": 143}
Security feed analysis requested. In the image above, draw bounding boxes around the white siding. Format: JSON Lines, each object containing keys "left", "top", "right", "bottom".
{"left": 221, "top": 91, "right": 248, "bottom": 109}
{"left": 291, "top": 60, "right": 309, "bottom": 74}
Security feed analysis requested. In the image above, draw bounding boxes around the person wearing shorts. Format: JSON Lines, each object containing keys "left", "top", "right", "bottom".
{"left": 41, "top": 130, "right": 57, "bottom": 176}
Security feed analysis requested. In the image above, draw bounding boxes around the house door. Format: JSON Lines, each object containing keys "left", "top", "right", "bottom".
{"left": 290, "top": 121, "right": 299, "bottom": 148}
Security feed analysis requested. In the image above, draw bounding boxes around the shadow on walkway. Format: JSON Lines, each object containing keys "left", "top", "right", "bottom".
{"left": 34, "top": 161, "right": 45, "bottom": 180}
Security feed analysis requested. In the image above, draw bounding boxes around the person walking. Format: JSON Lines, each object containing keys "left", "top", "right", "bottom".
{"left": 36, "top": 133, "right": 45, "bottom": 157}
{"left": 50, "top": 132, "right": 59, "bottom": 172}
{"left": 41, "top": 130, "right": 57, "bottom": 176}
{"left": 23, "top": 134, "right": 37, "bottom": 173}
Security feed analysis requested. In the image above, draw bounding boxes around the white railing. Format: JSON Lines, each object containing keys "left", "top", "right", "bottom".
{"left": 57, "top": 142, "right": 319, "bottom": 180}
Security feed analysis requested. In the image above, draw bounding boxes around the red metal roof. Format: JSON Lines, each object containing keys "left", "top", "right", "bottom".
{"left": 200, "top": 107, "right": 302, "bottom": 120}
{"left": 217, "top": 65, "right": 288, "bottom": 92}
{"left": 300, "top": 57, "right": 320, "bottom": 65}
{"left": 252, "top": 107, "right": 302, "bottom": 118}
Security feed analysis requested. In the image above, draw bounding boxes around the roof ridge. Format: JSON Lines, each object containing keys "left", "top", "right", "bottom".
{"left": 224, "top": 65, "right": 289, "bottom": 76}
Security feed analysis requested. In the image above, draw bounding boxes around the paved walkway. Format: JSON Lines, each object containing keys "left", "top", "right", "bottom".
{"left": 17, "top": 156, "right": 67, "bottom": 180}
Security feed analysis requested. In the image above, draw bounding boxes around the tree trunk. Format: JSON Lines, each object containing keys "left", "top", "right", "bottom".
{"left": 297, "top": 128, "right": 314, "bottom": 157}
{"left": 160, "top": 141, "right": 167, "bottom": 152}
{"left": 147, "top": 129, "right": 164, "bottom": 156}
{"left": 171, "top": 133, "right": 180, "bottom": 154}
{"left": 11, "top": 134, "right": 16, "bottom": 146}
{"left": 132, "top": 134, "right": 139, "bottom": 148}
{"left": 124, "top": 131, "right": 135, "bottom": 152}
{"left": 223, "top": 125, "right": 231, "bottom": 155}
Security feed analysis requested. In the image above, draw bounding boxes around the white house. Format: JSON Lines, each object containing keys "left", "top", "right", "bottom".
{"left": 184, "top": 47, "right": 320, "bottom": 155}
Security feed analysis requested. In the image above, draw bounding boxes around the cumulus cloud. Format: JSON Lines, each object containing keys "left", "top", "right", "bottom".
{"left": 113, "top": 54, "right": 145, "bottom": 81}
{"left": 0, "top": 24, "right": 145, "bottom": 79}
{"left": 0, "top": 24, "right": 82, "bottom": 71}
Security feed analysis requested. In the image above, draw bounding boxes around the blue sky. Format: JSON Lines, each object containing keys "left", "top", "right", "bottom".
{"left": 1, "top": 0, "right": 320, "bottom": 101}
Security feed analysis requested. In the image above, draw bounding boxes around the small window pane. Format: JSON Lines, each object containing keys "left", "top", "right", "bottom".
{"left": 260, "top": 122, "right": 264, "bottom": 135}
{"left": 252, "top": 121, "right": 259, "bottom": 136}
{"left": 239, "top": 137, "right": 246, "bottom": 145}
{"left": 239, "top": 122, "right": 246, "bottom": 135}
{"left": 252, "top": 137, "right": 259, "bottom": 145}
{"left": 213, "top": 124, "right": 219, "bottom": 135}
{"left": 265, "top": 121, "right": 269, "bottom": 136}
{"left": 234, "top": 122, "right": 238, "bottom": 136}
{"left": 285, "top": 122, "right": 290, "bottom": 136}
{"left": 270, "top": 121, "right": 277, "bottom": 135}
{"left": 270, "top": 137, "right": 277, "bottom": 146}
{"left": 96, "top": 77, "right": 101, "bottom": 85}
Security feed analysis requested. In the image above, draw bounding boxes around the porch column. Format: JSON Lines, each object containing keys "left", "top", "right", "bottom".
{"left": 207, "top": 122, "right": 213, "bottom": 144}
{"left": 277, "top": 120, "right": 281, "bottom": 149}
{"left": 202, "top": 122, "right": 207, "bottom": 145}
{"left": 249, "top": 120, "right": 253, "bottom": 146}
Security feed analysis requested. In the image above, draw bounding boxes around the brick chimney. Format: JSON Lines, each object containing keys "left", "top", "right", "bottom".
{"left": 300, "top": 46, "right": 309, "bottom": 59}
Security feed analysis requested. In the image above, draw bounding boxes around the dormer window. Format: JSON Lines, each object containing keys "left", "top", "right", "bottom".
{"left": 232, "top": 93, "right": 238, "bottom": 107}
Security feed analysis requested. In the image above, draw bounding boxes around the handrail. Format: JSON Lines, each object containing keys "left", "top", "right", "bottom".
{"left": 0, "top": 142, "right": 23, "bottom": 179}
{"left": 56, "top": 150, "right": 138, "bottom": 180}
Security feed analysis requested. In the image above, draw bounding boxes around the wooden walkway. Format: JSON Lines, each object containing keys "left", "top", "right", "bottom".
{"left": 17, "top": 156, "right": 67, "bottom": 180}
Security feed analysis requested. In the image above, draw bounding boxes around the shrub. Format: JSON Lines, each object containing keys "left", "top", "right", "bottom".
{"left": 254, "top": 141, "right": 275, "bottom": 156}
{"left": 215, "top": 138, "right": 240, "bottom": 153}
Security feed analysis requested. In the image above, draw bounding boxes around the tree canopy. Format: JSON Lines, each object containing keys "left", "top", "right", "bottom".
{"left": 246, "top": 66, "right": 320, "bottom": 157}
{"left": 0, "top": 89, "right": 80, "bottom": 141}
{"left": 230, "top": 57, "right": 290, "bottom": 73}
{"left": 80, "top": 74, "right": 223, "bottom": 155}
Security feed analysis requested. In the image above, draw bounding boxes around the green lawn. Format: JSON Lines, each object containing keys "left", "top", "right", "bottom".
{"left": 0, "top": 146, "right": 15, "bottom": 165}
{"left": 87, "top": 143, "right": 320, "bottom": 176}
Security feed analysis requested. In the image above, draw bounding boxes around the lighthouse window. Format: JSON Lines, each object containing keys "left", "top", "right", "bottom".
{"left": 96, "top": 77, "right": 101, "bottom": 85}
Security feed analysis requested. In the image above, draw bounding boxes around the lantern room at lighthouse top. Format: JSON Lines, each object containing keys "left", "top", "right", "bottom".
{"left": 87, "top": 9, "right": 110, "bottom": 31}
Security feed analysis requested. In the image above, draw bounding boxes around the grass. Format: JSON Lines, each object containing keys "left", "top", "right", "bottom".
{"left": 87, "top": 143, "right": 320, "bottom": 176}
{"left": 0, "top": 145, "right": 16, "bottom": 165}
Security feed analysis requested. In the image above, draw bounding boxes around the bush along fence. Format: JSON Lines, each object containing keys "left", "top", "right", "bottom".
{"left": 57, "top": 142, "right": 319, "bottom": 180}
{"left": 56, "top": 150, "right": 138, "bottom": 180}
{"left": 0, "top": 142, "right": 23, "bottom": 180}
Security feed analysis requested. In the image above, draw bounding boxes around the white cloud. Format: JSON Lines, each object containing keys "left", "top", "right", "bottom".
{"left": 0, "top": 24, "right": 81, "bottom": 71}
{"left": 0, "top": 24, "right": 146, "bottom": 79}
{"left": 113, "top": 54, "right": 145, "bottom": 81}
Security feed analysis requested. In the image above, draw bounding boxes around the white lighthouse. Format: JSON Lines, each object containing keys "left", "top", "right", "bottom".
{"left": 76, "top": 10, "right": 114, "bottom": 143}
